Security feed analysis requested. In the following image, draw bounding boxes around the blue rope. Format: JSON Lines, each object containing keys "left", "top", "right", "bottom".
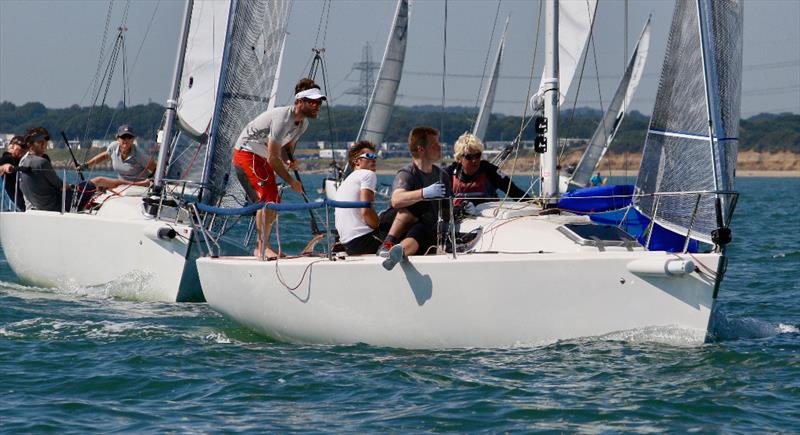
{"left": 194, "top": 199, "right": 370, "bottom": 216}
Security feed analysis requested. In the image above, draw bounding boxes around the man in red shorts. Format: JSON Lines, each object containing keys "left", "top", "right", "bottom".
{"left": 233, "top": 78, "right": 325, "bottom": 259}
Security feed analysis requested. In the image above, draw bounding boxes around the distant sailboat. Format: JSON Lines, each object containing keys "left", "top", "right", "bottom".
{"left": 563, "top": 16, "right": 652, "bottom": 191}
{"left": 324, "top": 0, "right": 408, "bottom": 199}
{"left": 472, "top": 16, "right": 509, "bottom": 142}
{"left": 356, "top": 0, "right": 409, "bottom": 147}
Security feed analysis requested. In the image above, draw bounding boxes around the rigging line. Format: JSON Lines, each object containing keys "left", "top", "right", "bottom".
{"left": 82, "top": 30, "right": 123, "bottom": 145}
{"left": 441, "top": 0, "right": 448, "bottom": 136}
{"left": 312, "top": 0, "right": 329, "bottom": 50}
{"left": 129, "top": 0, "right": 161, "bottom": 76}
{"left": 80, "top": 0, "right": 116, "bottom": 107}
{"left": 438, "top": 0, "right": 448, "bottom": 252}
{"left": 473, "top": 0, "right": 503, "bottom": 113}
{"left": 319, "top": 54, "right": 339, "bottom": 143}
{"left": 321, "top": 0, "right": 332, "bottom": 51}
{"left": 122, "top": 29, "right": 128, "bottom": 109}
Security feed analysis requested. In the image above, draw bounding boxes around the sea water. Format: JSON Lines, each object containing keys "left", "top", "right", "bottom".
{"left": 1, "top": 176, "right": 798, "bottom": 432}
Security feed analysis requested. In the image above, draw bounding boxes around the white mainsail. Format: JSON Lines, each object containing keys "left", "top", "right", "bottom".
{"left": 472, "top": 17, "right": 509, "bottom": 142}
{"left": 537, "top": 0, "right": 597, "bottom": 107}
{"left": 634, "top": 0, "right": 743, "bottom": 243}
{"left": 567, "top": 17, "right": 651, "bottom": 189}
{"left": 356, "top": 0, "right": 409, "bottom": 146}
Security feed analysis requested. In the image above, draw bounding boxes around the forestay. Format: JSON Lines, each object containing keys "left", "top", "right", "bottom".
{"left": 634, "top": 0, "right": 742, "bottom": 244}
{"left": 472, "top": 17, "right": 509, "bottom": 142}
{"left": 356, "top": 0, "right": 409, "bottom": 146}
{"left": 568, "top": 17, "right": 651, "bottom": 189}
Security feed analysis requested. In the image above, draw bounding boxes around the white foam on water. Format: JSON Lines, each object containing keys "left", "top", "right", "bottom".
{"left": 777, "top": 323, "right": 799, "bottom": 334}
{"left": 56, "top": 270, "right": 163, "bottom": 302}
{"left": 205, "top": 332, "right": 232, "bottom": 344}
{"left": 1, "top": 316, "right": 167, "bottom": 340}
{"left": 599, "top": 325, "right": 708, "bottom": 346}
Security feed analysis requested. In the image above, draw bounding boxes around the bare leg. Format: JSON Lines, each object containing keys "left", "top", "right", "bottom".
{"left": 255, "top": 208, "right": 279, "bottom": 260}
{"left": 387, "top": 208, "right": 417, "bottom": 240}
{"left": 400, "top": 238, "right": 419, "bottom": 257}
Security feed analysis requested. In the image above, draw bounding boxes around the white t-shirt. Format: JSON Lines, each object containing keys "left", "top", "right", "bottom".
{"left": 234, "top": 106, "right": 308, "bottom": 158}
{"left": 335, "top": 169, "right": 377, "bottom": 244}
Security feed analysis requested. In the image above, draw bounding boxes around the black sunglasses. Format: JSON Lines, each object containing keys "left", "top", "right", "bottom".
{"left": 463, "top": 152, "right": 482, "bottom": 161}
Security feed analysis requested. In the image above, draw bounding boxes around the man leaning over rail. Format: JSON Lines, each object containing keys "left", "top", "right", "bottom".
{"left": 232, "top": 78, "right": 325, "bottom": 260}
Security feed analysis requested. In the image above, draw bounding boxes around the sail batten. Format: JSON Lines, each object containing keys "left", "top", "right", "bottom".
{"left": 356, "top": 0, "right": 409, "bottom": 146}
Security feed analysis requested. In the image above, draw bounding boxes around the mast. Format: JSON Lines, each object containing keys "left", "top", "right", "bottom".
{"left": 154, "top": 0, "right": 194, "bottom": 190}
{"left": 541, "top": 0, "right": 559, "bottom": 201}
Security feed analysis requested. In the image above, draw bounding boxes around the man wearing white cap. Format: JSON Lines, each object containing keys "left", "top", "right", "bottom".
{"left": 232, "top": 78, "right": 326, "bottom": 259}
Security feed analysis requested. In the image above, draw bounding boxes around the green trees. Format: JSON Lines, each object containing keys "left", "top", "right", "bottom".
{"left": 1, "top": 101, "right": 797, "bottom": 152}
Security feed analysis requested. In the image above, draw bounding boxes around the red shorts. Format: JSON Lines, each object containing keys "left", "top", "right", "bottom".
{"left": 233, "top": 149, "right": 279, "bottom": 203}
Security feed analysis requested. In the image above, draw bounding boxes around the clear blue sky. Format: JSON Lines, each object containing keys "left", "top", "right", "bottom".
{"left": 1, "top": 0, "right": 797, "bottom": 118}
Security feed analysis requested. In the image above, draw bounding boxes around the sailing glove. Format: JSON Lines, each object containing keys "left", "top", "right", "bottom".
{"left": 421, "top": 182, "right": 446, "bottom": 199}
{"left": 462, "top": 201, "right": 477, "bottom": 215}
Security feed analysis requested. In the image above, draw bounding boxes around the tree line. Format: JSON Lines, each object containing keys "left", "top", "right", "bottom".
{"left": 1, "top": 101, "right": 797, "bottom": 153}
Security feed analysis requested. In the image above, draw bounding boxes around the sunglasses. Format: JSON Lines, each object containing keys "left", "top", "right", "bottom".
{"left": 463, "top": 152, "right": 482, "bottom": 161}
{"left": 118, "top": 135, "right": 135, "bottom": 140}
{"left": 303, "top": 98, "right": 323, "bottom": 106}
{"left": 356, "top": 152, "right": 377, "bottom": 160}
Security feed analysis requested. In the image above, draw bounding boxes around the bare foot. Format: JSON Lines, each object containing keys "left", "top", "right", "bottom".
{"left": 254, "top": 247, "right": 281, "bottom": 260}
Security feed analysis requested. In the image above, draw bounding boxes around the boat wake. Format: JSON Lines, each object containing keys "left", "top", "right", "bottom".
{"left": 707, "top": 308, "right": 798, "bottom": 342}
{"left": 598, "top": 325, "right": 708, "bottom": 346}
{"left": 0, "top": 316, "right": 169, "bottom": 340}
{"left": 56, "top": 270, "right": 162, "bottom": 301}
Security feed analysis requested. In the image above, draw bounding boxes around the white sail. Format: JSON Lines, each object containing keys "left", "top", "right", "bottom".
{"left": 537, "top": 0, "right": 597, "bottom": 107}
{"left": 567, "top": 16, "right": 651, "bottom": 189}
{"left": 356, "top": 0, "right": 409, "bottom": 146}
{"left": 472, "top": 17, "right": 509, "bottom": 142}
{"left": 176, "top": 1, "right": 231, "bottom": 138}
{"left": 634, "top": 0, "right": 743, "bottom": 243}
{"left": 202, "top": 0, "right": 293, "bottom": 206}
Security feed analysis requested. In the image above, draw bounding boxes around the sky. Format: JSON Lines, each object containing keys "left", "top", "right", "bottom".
{"left": 0, "top": 0, "right": 798, "bottom": 118}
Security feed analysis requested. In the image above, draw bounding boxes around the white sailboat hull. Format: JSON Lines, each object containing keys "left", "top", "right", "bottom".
{"left": 198, "top": 248, "right": 718, "bottom": 348}
{"left": 0, "top": 194, "right": 200, "bottom": 302}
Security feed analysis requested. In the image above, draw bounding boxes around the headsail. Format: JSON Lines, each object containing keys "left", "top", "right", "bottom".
{"left": 472, "top": 16, "right": 509, "bottom": 142}
{"left": 176, "top": 1, "right": 231, "bottom": 139}
{"left": 634, "top": 0, "right": 743, "bottom": 244}
{"left": 567, "top": 16, "right": 651, "bottom": 189}
{"left": 356, "top": 0, "right": 409, "bottom": 146}
{"left": 200, "top": 0, "right": 292, "bottom": 206}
